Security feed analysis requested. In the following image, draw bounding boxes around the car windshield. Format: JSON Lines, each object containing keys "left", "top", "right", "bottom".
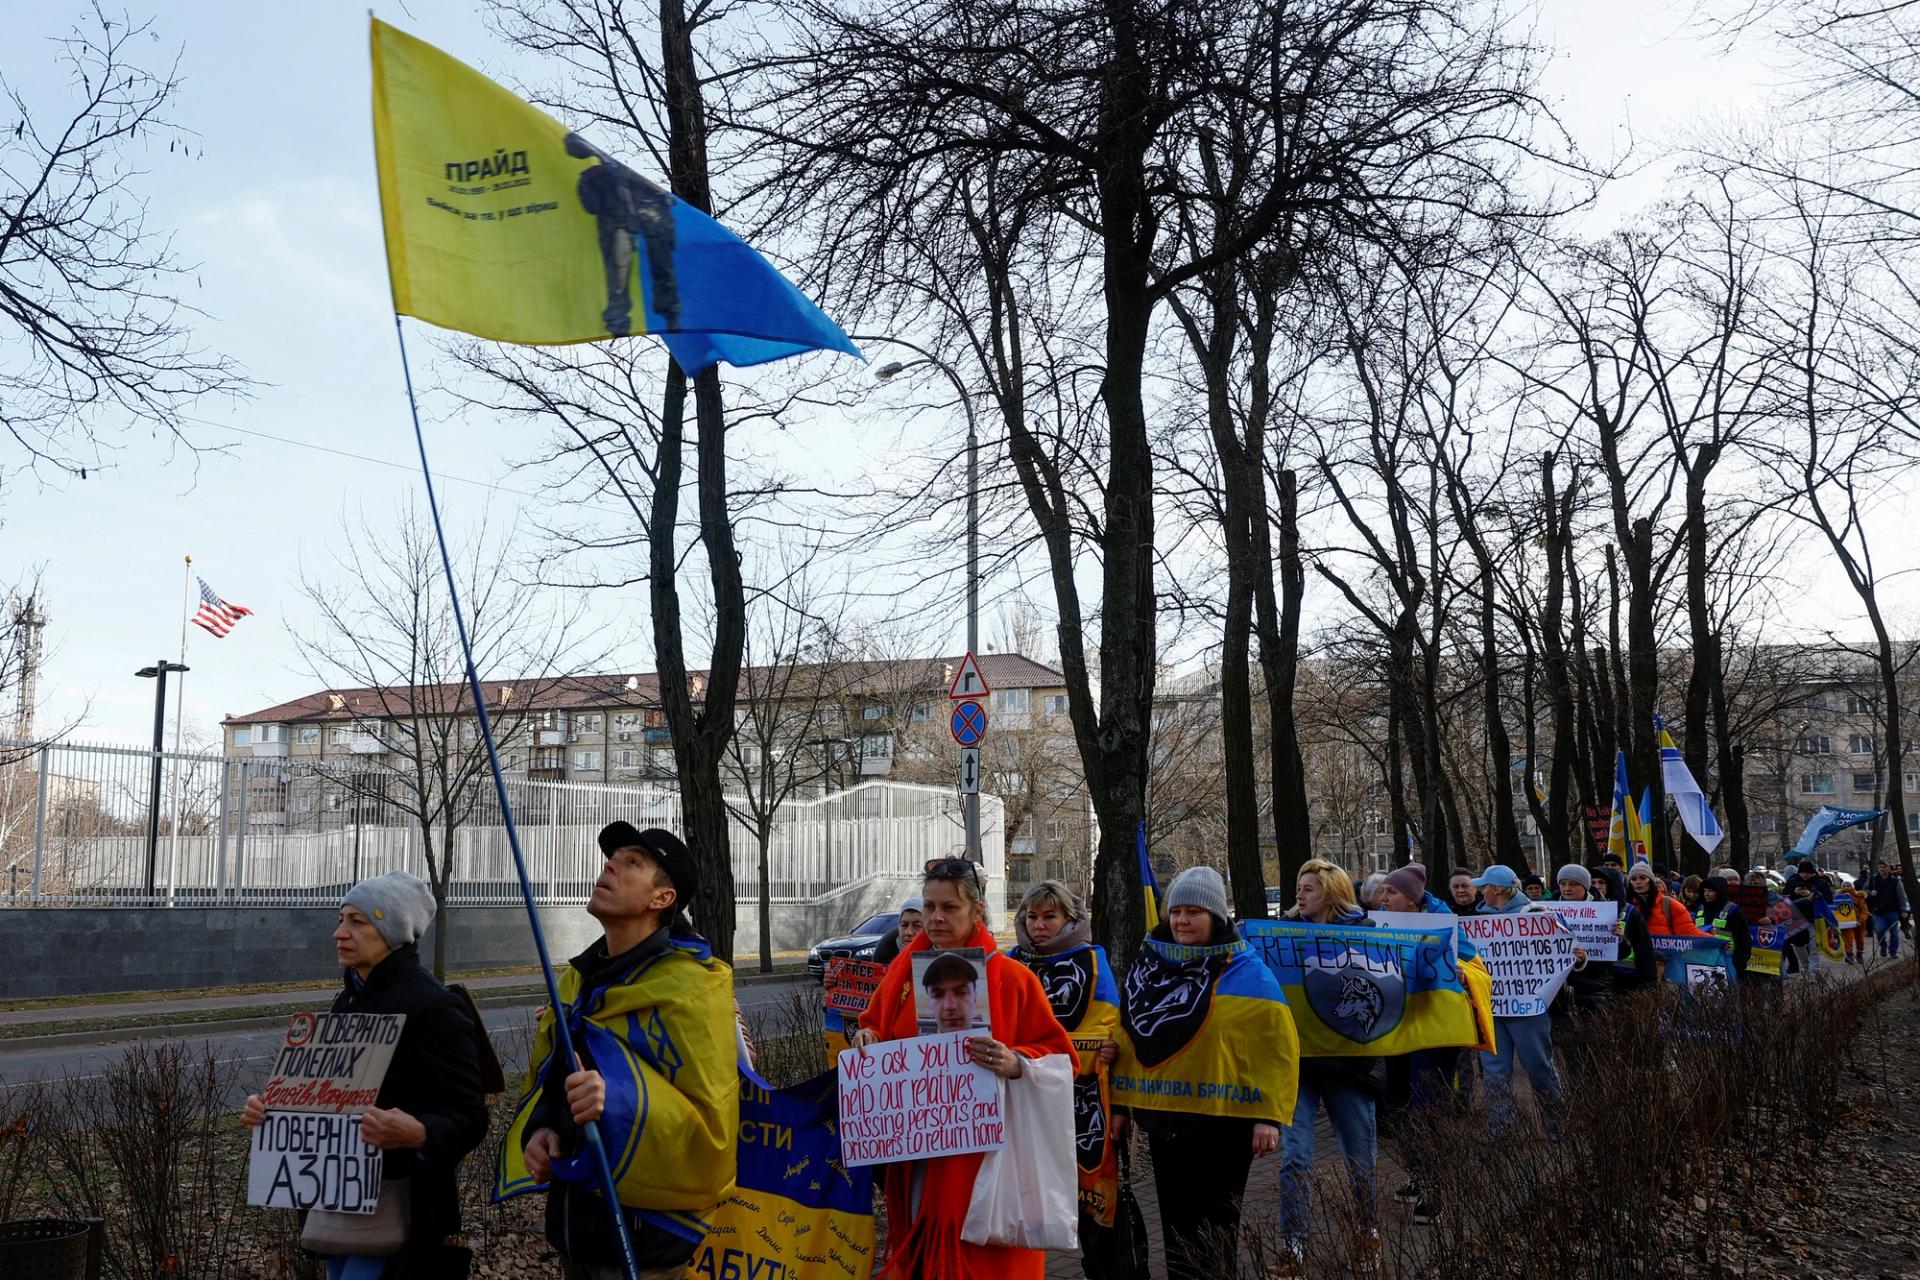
{"left": 849, "top": 913, "right": 899, "bottom": 937}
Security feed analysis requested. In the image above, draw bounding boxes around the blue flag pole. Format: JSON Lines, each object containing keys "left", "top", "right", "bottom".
{"left": 392, "top": 316, "right": 642, "bottom": 1280}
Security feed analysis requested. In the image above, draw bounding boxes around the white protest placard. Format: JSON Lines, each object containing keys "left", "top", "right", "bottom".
{"left": 1367, "top": 911, "right": 1458, "bottom": 958}
{"left": 248, "top": 1010, "right": 406, "bottom": 1215}
{"left": 258, "top": 1011, "right": 406, "bottom": 1113}
{"left": 247, "top": 1111, "right": 384, "bottom": 1213}
{"left": 1455, "top": 911, "right": 1579, "bottom": 1017}
{"left": 836, "top": 1030, "right": 1005, "bottom": 1167}
{"left": 1536, "top": 900, "right": 1620, "bottom": 961}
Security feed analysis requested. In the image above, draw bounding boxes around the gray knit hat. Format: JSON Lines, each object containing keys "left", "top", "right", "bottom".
{"left": 1383, "top": 863, "right": 1428, "bottom": 905}
{"left": 1556, "top": 864, "right": 1592, "bottom": 892}
{"left": 1166, "top": 865, "right": 1231, "bottom": 926}
{"left": 343, "top": 870, "right": 437, "bottom": 949}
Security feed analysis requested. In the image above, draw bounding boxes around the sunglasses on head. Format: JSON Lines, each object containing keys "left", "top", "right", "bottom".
{"left": 925, "top": 857, "right": 983, "bottom": 887}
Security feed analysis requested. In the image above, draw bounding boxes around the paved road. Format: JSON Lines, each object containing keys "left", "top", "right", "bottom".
{"left": 0, "top": 977, "right": 815, "bottom": 1092}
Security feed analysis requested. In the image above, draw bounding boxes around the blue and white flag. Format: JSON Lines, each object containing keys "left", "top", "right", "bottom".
{"left": 1658, "top": 725, "right": 1723, "bottom": 856}
{"left": 1789, "top": 805, "right": 1886, "bottom": 858}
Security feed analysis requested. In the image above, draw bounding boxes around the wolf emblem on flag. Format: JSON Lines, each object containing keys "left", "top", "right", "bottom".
{"left": 1120, "top": 948, "right": 1225, "bottom": 1067}
{"left": 1301, "top": 946, "right": 1407, "bottom": 1045}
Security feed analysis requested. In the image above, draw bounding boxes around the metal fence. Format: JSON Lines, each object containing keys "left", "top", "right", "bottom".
{"left": 0, "top": 739, "right": 1004, "bottom": 911}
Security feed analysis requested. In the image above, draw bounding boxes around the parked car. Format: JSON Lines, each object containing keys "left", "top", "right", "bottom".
{"left": 807, "top": 912, "right": 901, "bottom": 981}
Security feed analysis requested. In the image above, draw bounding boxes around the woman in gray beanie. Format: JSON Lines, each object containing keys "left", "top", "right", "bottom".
{"left": 242, "top": 871, "right": 491, "bottom": 1278}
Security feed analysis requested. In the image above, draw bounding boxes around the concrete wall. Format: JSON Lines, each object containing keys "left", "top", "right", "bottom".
{"left": 0, "top": 875, "right": 939, "bottom": 999}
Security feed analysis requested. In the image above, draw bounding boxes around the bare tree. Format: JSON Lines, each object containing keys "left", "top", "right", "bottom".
{"left": 720, "top": 557, "right": 861, "bottom": 972}
{"left": 293, "top": 501, "right": 597, "bottom": 976}
{"left": 0, "top": 5, "right": 246, "bottom": 477}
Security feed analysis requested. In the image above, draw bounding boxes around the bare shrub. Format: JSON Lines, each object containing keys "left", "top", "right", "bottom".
{"left": 36, "top": 1040, "right": 247, "bottom": 1279}
{"left": 0, "top": 1077, "right": 40, "bottom": 1223}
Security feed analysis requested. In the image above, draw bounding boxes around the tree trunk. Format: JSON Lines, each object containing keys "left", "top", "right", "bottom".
{"left": 650, "top": 0, "right": 743, "bottom": 961}
{"left": 1254, "top": 469, "right": 1312, "bottom": 906}
{"left": 1540, "top": 454, "right": 1575, "bottom": 864}
{"left": 757, "top": 821, "right": 774, "bottom": 974}
{"left": 1678, "top": 461, "right": 1718, "bottom": 876}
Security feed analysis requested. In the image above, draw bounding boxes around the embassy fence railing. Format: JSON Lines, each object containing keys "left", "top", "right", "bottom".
{"left": 0, "top": 739, "right": 1003, "bottom": 911}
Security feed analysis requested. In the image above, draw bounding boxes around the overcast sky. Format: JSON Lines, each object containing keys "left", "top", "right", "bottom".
{"left": 2, "top": 0, "right": 1899, "bottom": 747}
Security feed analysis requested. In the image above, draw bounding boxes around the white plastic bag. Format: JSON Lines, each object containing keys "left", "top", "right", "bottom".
{"left": 960, "top": 1052, "right": 1079, "bottom": 1251}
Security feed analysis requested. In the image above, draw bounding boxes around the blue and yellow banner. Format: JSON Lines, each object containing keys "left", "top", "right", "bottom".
{"left": 694, "top": 1069, "right": 876, "bottom": 1280}
{"left": 1749, "top": 923, "right": 1788, "bottom": 977}
{"left": 1242, "top": 920, "right": 1482, "bottom": 1057}
{"left": 1010, "top": 941, "right": 1121, "bottom": 1226}
{"left": 1112, "top": 934, "right": 1298, "bottom": 1123}
{"left": 370, "top": 17, "right": 858, "bottom": 372}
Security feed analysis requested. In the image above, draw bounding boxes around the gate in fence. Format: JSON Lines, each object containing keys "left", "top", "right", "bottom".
{"left": 0, "top": 739, "right": 1003, "bottom": 912}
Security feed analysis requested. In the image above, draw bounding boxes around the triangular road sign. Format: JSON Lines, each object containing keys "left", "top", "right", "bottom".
{"left": 948, "top": 651, "right": 991, "bottom": 700}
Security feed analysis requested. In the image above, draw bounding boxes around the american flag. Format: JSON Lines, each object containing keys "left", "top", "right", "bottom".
{"left": 191, "top": 577, "right": 252, "bottom": 638}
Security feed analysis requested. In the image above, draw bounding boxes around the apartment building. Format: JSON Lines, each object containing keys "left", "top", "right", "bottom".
{"left": 220, "top": 653, "right": 1088, "bottom": 886}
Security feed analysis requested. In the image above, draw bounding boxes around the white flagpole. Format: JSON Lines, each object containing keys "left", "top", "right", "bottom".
{"left": 164, "top": 555, "right": 192, "bottom": 905}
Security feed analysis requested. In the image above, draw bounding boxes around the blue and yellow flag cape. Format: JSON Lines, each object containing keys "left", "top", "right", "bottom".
{"left": 694, "top": 1068, "right": 876, "bottom": 1280}
{"left": 370, "top": 18, "right": 858, "bottom": 373}
{"left": 1010, "top": 940, "right": 1122, "bottom": 1226}
{"left": 1241, "top": 920, "right": 1482, "bottom": 1057}
{"left": 1136, "top": 823, "right": 1162, "bottom": 931}
{"left": 494, "top": 933, "right": 739, "bottom": 1243}
{"left": 1112, "top": 932, "right": 1298, "bottom": 1123}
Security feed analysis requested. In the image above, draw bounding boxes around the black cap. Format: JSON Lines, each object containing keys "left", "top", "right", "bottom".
{"left": 597, "top": 821, "right": 700, "bottom": 909}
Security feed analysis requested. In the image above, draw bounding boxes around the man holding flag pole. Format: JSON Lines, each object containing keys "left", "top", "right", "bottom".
{"left": 366, "top": 15, "right": 859, "bottom": 1280}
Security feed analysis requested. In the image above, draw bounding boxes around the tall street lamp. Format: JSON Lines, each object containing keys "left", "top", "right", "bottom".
{"left": 867, "top": 337, "right": 982, "bottom": 862}
{"left": 136, "top": 659, "right": 189, "bottom": 896}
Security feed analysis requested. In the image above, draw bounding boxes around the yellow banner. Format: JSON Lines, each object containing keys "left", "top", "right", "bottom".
{"left": 372, "top": 17, "right": 645, "bottom": 344}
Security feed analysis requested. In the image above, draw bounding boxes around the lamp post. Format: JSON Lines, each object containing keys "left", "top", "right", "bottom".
{"left": 868, "top": 336, "right": 982, "bottom": 862}
{"left": 136, "top": 660, "right": 189, "bottom": 896}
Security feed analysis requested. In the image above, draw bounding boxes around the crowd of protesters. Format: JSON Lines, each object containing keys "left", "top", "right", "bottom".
{"left": 247, "top": 828, "right": 1913, "bottom": 1280}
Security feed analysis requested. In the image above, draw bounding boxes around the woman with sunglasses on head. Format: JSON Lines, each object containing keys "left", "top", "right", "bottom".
{"left": 853, "top": 857, "right": 1075, "bottom": 1280}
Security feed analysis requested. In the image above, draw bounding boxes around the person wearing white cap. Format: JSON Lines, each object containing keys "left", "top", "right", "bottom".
{"left": 1473, "top": 864, "right": 1564, "bottom": 1134}
{"left": 871, "top": 895, "right": 924, "bottom": 967}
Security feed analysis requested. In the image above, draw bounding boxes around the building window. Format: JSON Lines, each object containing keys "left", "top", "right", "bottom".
{"left": 993, "top": 688, "right": 1031, "bottom": 713}
{"left": 909, "top": 702, "right": 931, "bottom": 722}
{"left": 575, "top": 713, "right": 603, "bottom": 735}
{"left": 1795, "top": 735, "right": 1832, "bottom": 756}
{"left": 254, "top": 724, "right": 283, "bottom": 743}
{"left": 862, "top": 703, "right": 891, "bottom": 721}
{"left": 1753, "top": 815, "right": 1778, "bottom": 833}
{"left": 294, "top": 726, "right": 319, "bottom": 745}
{"left": 1003, "top": 769, "right": 1026, "bottom": 793}
{"left": 1853, "top": 772, "right": 1879, "bottom": 795}
{"left": 505, "top": 751, "right": 522, "bottom": 770}
{"left": 861, "top": 733, "right": 893, "bottom": 758}
{"left": 1800, "top": 773, "right": 1836, "bottom": 795}
{"left": 1847, "top": 694, "right": 1873, "bottom": 714}
{"left": 614, "top": 712, "right": 640, "bottom": 740}
{"left": 232, "top": 727, "right": 251, "bottom": 746}
{"left": 616, "top": 748, "right": 640, "bottom": 768}
{"left": 1907, "top": 772, "right": 1920, "bottom": 793}
{"left": 573, "top": 750, "right": 603, "bottom": 771}
{"left": 1044, "top": 695, "right": 1069, "bottom": 718}
{"left": 291, "top": 792, "right": 316, "bottom": 813}
{"left": 1019, "top": 814, "right": 1036, "bottom": 837}
{"left": 1848, "top": 734, "right": 1875, "bottom": 754}
{"left": 1045, "top": 817, "right": 1066, "bottom": 842}
{"left": 532, "top": 747, "right": 563, "bottom": 769}
{"left": 1909, "top": 812, "right": 1920, "bottom": 834}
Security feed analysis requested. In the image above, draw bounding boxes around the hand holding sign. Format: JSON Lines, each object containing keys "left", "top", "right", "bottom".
{"left": 360, "top": 1106, "right": 428, "bottom": 1150}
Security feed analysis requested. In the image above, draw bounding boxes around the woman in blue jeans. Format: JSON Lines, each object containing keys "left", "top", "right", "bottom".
{"left": 1473, "top": 865, "right": 1566, "bottom": 1134}
{"left": 1273, "top": 859, "right": 1380, "bottom": 1277}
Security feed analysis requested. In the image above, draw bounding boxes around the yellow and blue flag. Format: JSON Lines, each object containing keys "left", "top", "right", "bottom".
{"left": 694, "top": 1069, "right": 877, "bottom": 1280}
{"left": 1112, "top": 932, "right": 1297, "bottom": 1123}
{"left": 1241, "top": 920, "right": 1483, "bottom": 1057}
{"left": 370, "top": 18, "right": 858, "bottom": 372}
{"left": 1136, "top": 822, "right": 1162, "bottom": 931}
{"left": 1010, "top": 940, "right": 1123, "bottom": 1227}
{"left": 494, "top": 932, "right": 739, "bottom": 1243}
{"left": 1649, "top": 934, "right": 1738, "bottom": 988}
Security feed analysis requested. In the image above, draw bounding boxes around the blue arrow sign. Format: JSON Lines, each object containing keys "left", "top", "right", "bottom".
{"left": 950, "top": 700, "right": 988, "bottom": 747}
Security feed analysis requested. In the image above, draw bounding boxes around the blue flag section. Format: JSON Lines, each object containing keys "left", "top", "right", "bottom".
{"left": 1649, "top": 934, "right": 1738, "bottom": 992}
{"left": 1790, "top": 805, "right": 1887, "bottom": 857}
{"left": 694, "top": 1069, "right": 877, "bottom": 1280}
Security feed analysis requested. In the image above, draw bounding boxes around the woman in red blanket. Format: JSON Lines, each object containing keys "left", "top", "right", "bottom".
{"left": 855, "top": 857, "right": 1074, "bottom": 1279}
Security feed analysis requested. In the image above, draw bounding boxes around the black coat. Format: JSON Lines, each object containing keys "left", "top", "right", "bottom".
{"left": 1697, "top": 898, "right": 1752, "bottom": 974}
{"left": 329, "top": 944, "right": 490, "bottom": 1264}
